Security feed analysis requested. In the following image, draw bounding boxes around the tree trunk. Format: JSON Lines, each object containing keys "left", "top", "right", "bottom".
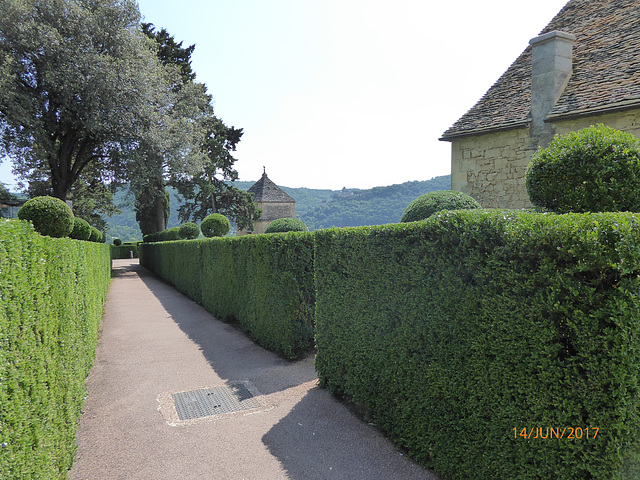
{"left": 154, "top": 189, "right": 166, "bottom": 232}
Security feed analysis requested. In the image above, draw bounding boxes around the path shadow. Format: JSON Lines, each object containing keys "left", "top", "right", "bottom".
{"left": 262, "top": 386, "right": 442, "bottom": 480}
{"left": 114, "top": 260, "right": 317, "bottom": 396}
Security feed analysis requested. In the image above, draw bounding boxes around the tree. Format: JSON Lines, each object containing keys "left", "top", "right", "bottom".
{"left": 0, "top": 0, "right": 182, "bottom": 203}
{"left": 136, "top": 24, "right": 260, "bottom": 233}
{"left": 129, "top": 23, "right": 208, "bottom": 234}
{"left": 170, "top": 116, "right": 260, "bottom": 231}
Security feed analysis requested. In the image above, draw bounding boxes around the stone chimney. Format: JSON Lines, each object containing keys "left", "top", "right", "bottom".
{"left": 529, "top": 30, "right": 576, "bottom": 145}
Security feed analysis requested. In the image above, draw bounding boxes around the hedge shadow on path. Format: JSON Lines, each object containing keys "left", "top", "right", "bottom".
{"left": 129, "top": 260, "right": 317, "bottom": 396}
{"left": 261, "top": 386, "right": 441, "bottom": 480}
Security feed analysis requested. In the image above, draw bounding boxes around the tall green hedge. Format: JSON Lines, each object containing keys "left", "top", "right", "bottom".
{"left": 0, "top": 219, "right": 111, "bottom": 479}
{"left": 314, "top": 211, "right": 640, "bottom": 480}
{"left": 139, "top": 232, "right": 315, "bottom": 359}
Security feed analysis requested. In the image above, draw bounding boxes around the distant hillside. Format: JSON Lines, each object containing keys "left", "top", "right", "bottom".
{"left": 103, "top": 175, "right": 451, "bottom": 241}
{"left": 295, "top": 176, "right": 451, "bottom": 230}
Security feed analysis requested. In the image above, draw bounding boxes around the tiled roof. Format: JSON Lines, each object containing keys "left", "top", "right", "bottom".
{"left": 441, "top": 0, "right": 640, "bottom": 139}
{"left": 247, "top": 172, "right": 296, "bottom": 203}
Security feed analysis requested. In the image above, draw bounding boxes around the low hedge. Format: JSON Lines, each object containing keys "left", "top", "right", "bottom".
{"left": 111, "top": 243, "right": 139, "bottom": 259}
{"left": 314, "top": 210, "right": 640, "bottom": 480}
{"left": 0, "top": 219, "right": 111, "bottom": 479}
{"left": 139, "top": 231, "right": 315, "bottom": 359}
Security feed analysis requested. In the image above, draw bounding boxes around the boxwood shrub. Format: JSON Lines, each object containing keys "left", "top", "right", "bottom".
{"left": 400, "top": 190, "right": 481, "bottom": 222}
{"left": 179, "top": 222, "right": 200, "bottom": 240}
{"left": 526, "top": 124, "right": 640, "bottom": 213}
{"left": 17, "top": 196, "right": 74, "bottom": 238}
{"left": 201, "top": 213, "right": 230, "bottom": 238}
{"left": 314, "top": 210, "right": 640, "bottom": 480}
{"left": 264, "top": 218, "right": 309, "bottom": 233}
{"left": 0, "top": 219, "right": 111, "bottom": 479}
{"left": 69, "top": 217, "right": 92, "bottom": 241}
{"left": 139, "top": 231, "right": 315, "bottom": 359}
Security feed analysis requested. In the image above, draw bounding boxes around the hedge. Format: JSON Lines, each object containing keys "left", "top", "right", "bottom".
{"left": 139, "top": 232, "right": 315, "bottom": 359}
{"left": 0, "top": 219, "right": 111, "bottom": 479}
{"left": 110, "top": 242, "right": 139, "bottom": 259}
{"left": 314, "top": 210, "right": 640, "bottom": 480}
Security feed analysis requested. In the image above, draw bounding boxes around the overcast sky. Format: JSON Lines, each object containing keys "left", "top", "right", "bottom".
{"left": 0, "top": 0, "right": 569, "bottom": 191}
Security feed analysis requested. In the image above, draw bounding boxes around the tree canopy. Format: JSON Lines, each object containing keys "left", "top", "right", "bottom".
{"left": 0, "top": 0, "right": 178, "bottom": 201}
{"left": 1, "top": 0, "right": 257, "bottom": 234}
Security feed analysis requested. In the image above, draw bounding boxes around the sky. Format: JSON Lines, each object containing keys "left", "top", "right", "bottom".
{"left": 0, "top": 0, "right": 569, "bottom": 191}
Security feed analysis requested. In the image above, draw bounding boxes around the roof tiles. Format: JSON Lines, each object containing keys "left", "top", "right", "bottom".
{"left": 441, "top": 0, "right": 640, "bottom": 139}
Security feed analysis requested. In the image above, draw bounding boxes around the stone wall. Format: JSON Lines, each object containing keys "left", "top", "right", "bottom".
{"left": 450, "top": 108, "right": 640, "bottom": 209}
{"left": 244, "top": 201, "right": 296, "bottom": 235}
{"left": 451, "top": 128, "right": 535, "bottom": 209}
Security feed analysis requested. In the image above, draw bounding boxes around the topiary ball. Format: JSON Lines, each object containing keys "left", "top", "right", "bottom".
{"left": 201, "top": 213, "right": 230, "bottom": 238}
{"left": 179, "top": 222, "right": 200, "bottom": 240}
{"left": 89, "top": 226, "right": 101, "bottom": 243}
{"left": 70, "top": 217, "right": 92, "bottom": 241}
{"left": 264, "top": 217, "right": 309, "bottom": 233}
{"left": 18, "top": 196, "right": 74, "bottom": 237}
{"left": 526, "top": 124, "right": 640, "bottom": 213}
{"left": 113, "top": 237, "right": 122, "bottom": 246}
{"left": 401, "top": 190, "right": 481, "bottom": 222}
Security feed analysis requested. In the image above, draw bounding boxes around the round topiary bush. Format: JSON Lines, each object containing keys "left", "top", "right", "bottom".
{"left": 201, "top": 213, "right": 230, "bottom": 238}
{"left": 264, "top": 217, "right": 309, "bottom": 233}
{"left": 113, "top": 237, "right": 122, "bottom": 246}
{"left": 18, "top": 196, "right": 74, "bottom": 237}
{"left": 70, "top": 217, "right": 92, "bottom": 241}
{"left": 400, "top": 190, "right": 482, "bottom": 222}
{"left": 89, "top": 226, "right": 101, "bottom": 243}
{"left": 525, "top": 124, "right": 640, "bottom": 213}
{"left": 179, "top": 222, "right": 200, "bottom": 240}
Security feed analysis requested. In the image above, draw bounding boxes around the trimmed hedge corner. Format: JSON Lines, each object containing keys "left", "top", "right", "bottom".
{"left": 314, "top": 211, "right": 640, "bottom": 480}
{"left": 0, "top": 219, "right": 111, "bottom": 479}
{"left": 139, "top": 231, "right": 315, "bottom": 359}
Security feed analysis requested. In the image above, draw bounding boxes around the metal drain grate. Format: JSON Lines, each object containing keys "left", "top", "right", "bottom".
{"left": 171, "top": 384, "right": 260, "bottom": 420}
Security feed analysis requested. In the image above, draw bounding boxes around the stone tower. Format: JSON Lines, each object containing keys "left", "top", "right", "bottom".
{"left": 237, "top": 169, "right": 296, "bottom": 235}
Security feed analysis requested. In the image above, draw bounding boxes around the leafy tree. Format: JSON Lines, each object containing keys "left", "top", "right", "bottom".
{"left": 171, "top": 117, "right": 260, "bottom": 231}
{"left": 129, "top": 23, "right": 209, "bottom": 234}
{"left": 0, "top": 0, "right": 175, "bottom": 202}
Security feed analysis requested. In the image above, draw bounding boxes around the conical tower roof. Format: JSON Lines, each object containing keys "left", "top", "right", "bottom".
{"left": 247, "top": 169, "right": 295, "bottom": 203}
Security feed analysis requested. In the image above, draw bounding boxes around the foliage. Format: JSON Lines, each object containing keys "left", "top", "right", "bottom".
{"left": 265, "top": 217, "right": 308, "bottom": 233}
{"left": 400, "top": 190, "right": 481, "bottom": 222}
{"left": 297, "top": 176, "right": 452, "bottom": 229}
{"left": 0, "top": 220, "right": 111, "bottom": 479}
{"left": 178, "top": 222, "right": 200, "bottom": 239}
{"left": 170, "top": 116, "right": 260, "bottom": 231}
{"left": 130, "top": 23, "right": 204, "bottom": 235}
{"left": 18, "top": 196, "right": 74, "bottom": 238}
{"left": 315, "top": 211, "right": 640, "bottom": 480}
{"left": 201, "top": 213, "right": 230, "bottom": 238}
{"left": 135, "top": 186, "right": 170, "bottom": 236}
{"left": 104, "top": 177, "right": 452, "bottom": 241}
{"left": 526, "top": 125, "right": 640, "bottom": 213}
{"left": 0, "top": 0, "right": 175, "bottom": 201}
{"left": 111, "top": 243, "right": 138, "bottom": 259}
{"left": 113, "top": 238, "right": 122, "bottom": 246}
{"left": 139, "top": 232, "right": 315, "bottom": 359}
{"left": 142, "top": 226, "right": 181, "bottom": 243}
{"left": 88, "top": 226, "right": 101, "bottom": 243}
{"left": 70, "top": 217, "right": 92, "bottom": 241}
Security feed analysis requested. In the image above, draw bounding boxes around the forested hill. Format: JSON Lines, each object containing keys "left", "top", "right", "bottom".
{"left": 104, "top": 175, "right": 451, "bottom": 241}
{"left": 234, "top": 175, "right": 451, "bottom": 230}
{"left": 292, "top": 175, "right": 451, "bottom": 230}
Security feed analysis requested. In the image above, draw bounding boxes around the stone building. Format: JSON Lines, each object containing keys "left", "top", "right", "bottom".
{"left": 440, "top": 0, "right": 640, "bottom": 209}
{"left": 237, "top": 169, "right": 296, "bottom": 235}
